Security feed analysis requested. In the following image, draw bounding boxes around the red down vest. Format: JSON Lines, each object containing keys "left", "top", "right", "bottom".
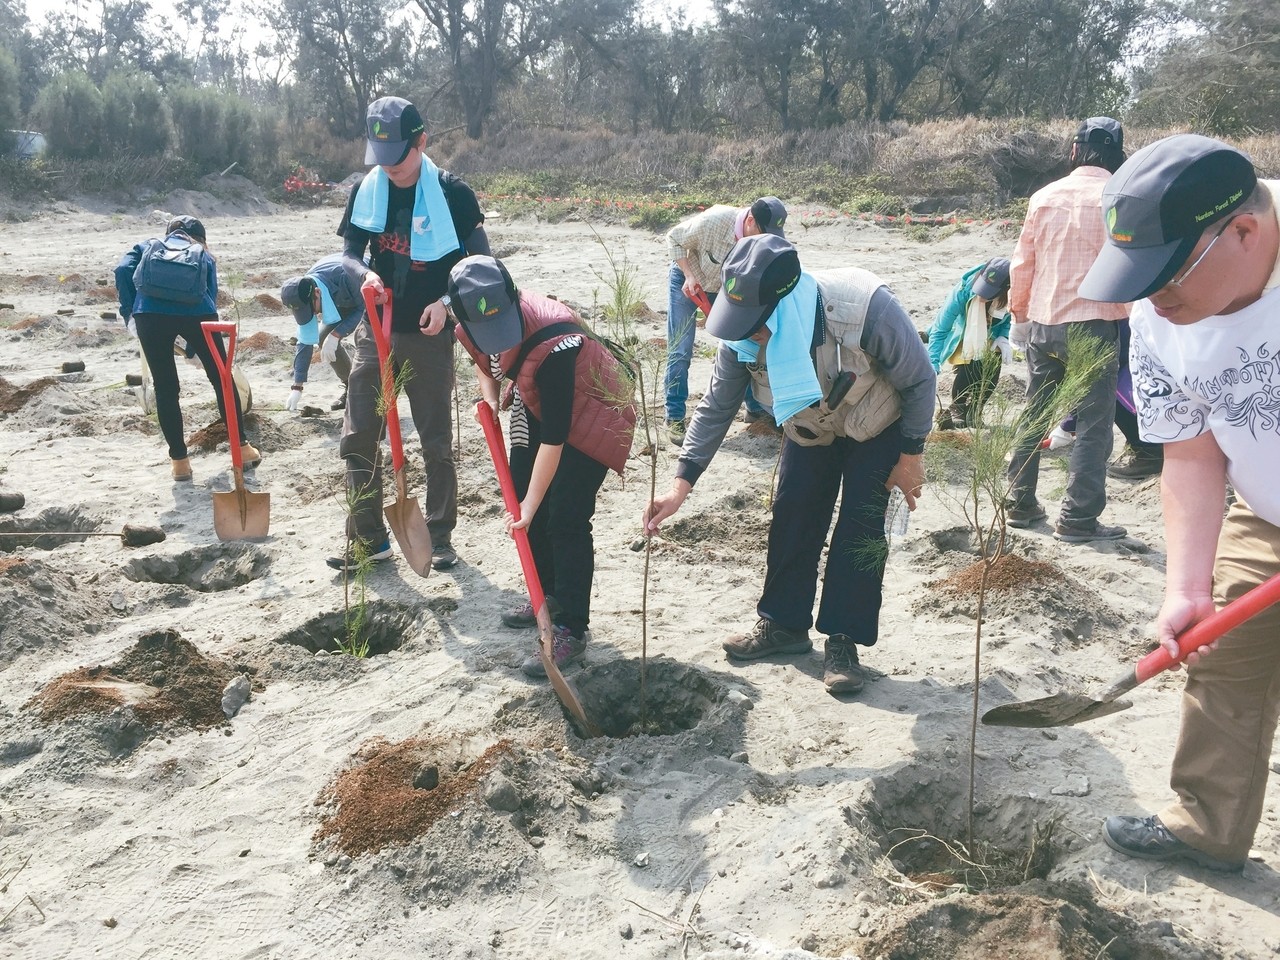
{"left": 455, "top": 291, "right": 637, "bottom": 474}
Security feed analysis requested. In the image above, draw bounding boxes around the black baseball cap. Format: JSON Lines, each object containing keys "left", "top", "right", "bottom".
{"left": 1080, "top": 134, "right": 1258, "bottom": 302}
{"left": 705, "top": 234, "right": 802, "bottom": 341}
{"left": 281, "top": 276, "right": 318, "bottom": 325}
{"left": 448, "top": 256, "right": 524, "bottom": 355}
{"left": 971, "top": 257, "right": 1011, "bottom": 300}
{"left": 735, "top": 196, "right": 788, "bottom": 240}
{"left": 1074, "top": 117, "right": 1123, "bottom": 149}
{"left": 166, "top": 215, "right": 206, "bottom": 243}
{"left": 365, "top": 97, "right": 426, "bottom": 166}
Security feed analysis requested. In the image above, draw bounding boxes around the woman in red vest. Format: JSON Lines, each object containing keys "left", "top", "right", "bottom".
{"left": 449, "top": 256, "right": 637, "bottom": 677}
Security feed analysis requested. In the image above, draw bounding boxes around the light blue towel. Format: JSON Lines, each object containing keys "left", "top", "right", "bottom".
{"left": 350, "top": 155, "right": 460, "bottom": 262}
{"left": 725, "top": 272, "right": 822, "bottom": 425}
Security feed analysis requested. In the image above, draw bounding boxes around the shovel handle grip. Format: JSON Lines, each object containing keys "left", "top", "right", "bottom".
{"left": 476, "top": 401, "right": 547, "bottom": 613}
{"left": 200, "top": 321, "right": 242, "bottom": 471}
{"left": 691, "top": 290, "right": 712, "bottom": 317}
{"left": 362, "top": 288, "right": 406, "bottom": 474}
{"left": 1134, "top": 569, "right": 1280, "bottom": 683}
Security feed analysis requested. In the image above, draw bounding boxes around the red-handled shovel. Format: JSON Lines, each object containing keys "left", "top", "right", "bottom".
{"left": 476, "top": 400, "right": 600, "bottom": 736}
{"left": 201, "top": 321, "right": 270, "bottom": 540}
{"left": 362, "top": 289, "right": 432, "bottom": 578}
{"left": 983, "top": 570, "right": 1280, "bottom": 727}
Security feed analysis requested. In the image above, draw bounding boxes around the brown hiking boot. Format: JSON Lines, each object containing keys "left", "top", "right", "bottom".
{"left": 823, "top": 637, "right": 865, "bottom": 694}
{"left": 1107, "top": 447, "right": 1163, "bottom": 480}
{"left": 722, "top": 618, "right": 811, "bottom": 660}
{"left": 240, "top": 443, "right": 262, "bottom": 468}
{"left": 171, "top": 457, "right": 192, "bottom": 481}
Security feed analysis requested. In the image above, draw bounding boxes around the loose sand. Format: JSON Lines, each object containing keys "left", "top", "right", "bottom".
{"left": 0, "top": 192, "right": 1276, "bottom": 959}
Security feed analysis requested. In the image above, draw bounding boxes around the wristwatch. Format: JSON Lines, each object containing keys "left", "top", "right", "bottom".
{"left": 439, "top": 294, "right": 452, "bottom": 311}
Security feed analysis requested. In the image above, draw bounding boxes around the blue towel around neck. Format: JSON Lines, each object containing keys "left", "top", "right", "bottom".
{"left": 725, "top": 272, "right": 822, "bottom": 425}
{"left": 350, "top": 155, "right": 461, "bottom": 262}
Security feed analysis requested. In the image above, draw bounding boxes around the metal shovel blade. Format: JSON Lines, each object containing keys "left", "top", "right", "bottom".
{"left": 385, "top": 472, "right": 432, "bottom": 578}
{"left": 981, "top": 690, "right": 1133, "bottom": 728}
{"left": 212, "top": 477, "right": 270, "bottom": 541}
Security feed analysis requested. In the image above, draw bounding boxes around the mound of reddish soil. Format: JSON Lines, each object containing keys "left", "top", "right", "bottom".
{"left": 26, "top": 630, "right": 236, "bottom": 730}
{"left": 315, "top": 738, "right": 513, "bottom": 857}
{"left": 933, "top": 553, "right": 1058, "bottom": 595}
{"left": 0, "top": 375, "right": 59, "bottom": 414}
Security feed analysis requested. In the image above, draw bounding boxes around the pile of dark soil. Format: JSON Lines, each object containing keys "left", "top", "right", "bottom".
{"left": 187, "top": 412, "right": 287, "bottom": 453}
{"left": 315, "top": 738, "right": 514, "bottom": 857}
{"left": 25, "top": 630, "right": 237, "bottom": 730}
{"left": 0, "top": 375, "right": 59, "bottom": 414}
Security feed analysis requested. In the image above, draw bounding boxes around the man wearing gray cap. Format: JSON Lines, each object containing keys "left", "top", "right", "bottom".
{"left": 643, "top": 234, "right": 936, "bottom": 696}
{"left": 280, "top": 253, "right": 361, "bottom": 412}
{"left": 328, "top": 96, "right": 491, "bottom": 572}
{"left": 663, "top": 197, "right": 787, "bottom": 444}
{"left": 1005, "top": 117, "right": 1130, "bottom": 543}
{"left": 1080, "top": 134, "right": 1280, "bottom": 873}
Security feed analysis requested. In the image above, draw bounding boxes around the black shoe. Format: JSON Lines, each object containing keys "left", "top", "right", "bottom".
{"left": 1054, "top": 520, "right": 1127, "bottom": 543}
{"left": 823, "top": 637, "right": 865, "bottom": 694}
{"left": 722, "top": 618, "right": 811, "bottom": 660}
{"left": 1006, "top": 500, "right": 1047, "bottom": 528}
{"left": 431, "top": 543, "right": 458, "bottom": 570}
{"left": 1102, "top": 815, "right": 1244, "bottom": 872}
{"left": 1107, "top": 448, "right": 1162, "bottom": 479}
{"left": 331, "top": 390, "right": 347, "bottom": 411}
{"left": 326, "top": 539, "right": 393, "bottom": 572}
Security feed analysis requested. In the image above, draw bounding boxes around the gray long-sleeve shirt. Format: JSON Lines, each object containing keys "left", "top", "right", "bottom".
{"left": 676, "top": 284, "right": 933, "bottom": 486}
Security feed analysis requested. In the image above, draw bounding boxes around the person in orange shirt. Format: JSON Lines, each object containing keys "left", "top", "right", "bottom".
{"left": 1005, "top": 117, "right": 1131, "bottom": 543}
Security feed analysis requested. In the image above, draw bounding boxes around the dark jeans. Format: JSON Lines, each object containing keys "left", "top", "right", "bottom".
{"left": 134, "top": 313, "right": 246, "bottom": 460}
{"left": 1007, "top": 319, "right": 1119, "bottom": 526}
{"left": 950, "top": 356, "right": 1001, "bottom": 420}
{"left": 340, "top": 321, "right": 457, "bottom": 547}
{"left": 510, "top": 415, "right": 608, "bottom": 640}
{"left": 758, "top": 425, "right": 901, "bottom": 646}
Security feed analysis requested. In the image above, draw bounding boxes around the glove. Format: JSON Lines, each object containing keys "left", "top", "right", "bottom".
{"left": 125, "top": 317, "right": 137, "bottom": 338}
{"left": 992, "top": 336, "right": 1013, "bottom": 365}
{"left": 285, "top": 387, "right": 303, "bottom": 412}
{"left": 321, "top": 335, "right": 340, "bottom": 364}
{"left": 1009, "top": 323, "right": 1030, "bottom": 348}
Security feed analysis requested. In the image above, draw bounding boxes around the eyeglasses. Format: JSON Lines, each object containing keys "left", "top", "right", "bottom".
{"left": 1169, "top": 216, "right": 1237, "bottom": 288}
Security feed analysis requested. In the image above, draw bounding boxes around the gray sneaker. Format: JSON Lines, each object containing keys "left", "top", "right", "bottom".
{"left": 1054, "top": 521, "right": 1127, "bottom": 543}
{"left": 1102, "top": 815, "right": 1243, "bottom": 873}
{"left": 722, "top": 618, "right": 812, "bottom": 661}
{"left": 521, "top": 625, "right": 588, "bottom": 678}
{"left": 823, "top": 637, "right": 865, "bottom": 694}
{"left": 667, "top": 419, "right": 686, "bottom": 445}
{"left": 1006, "top": 500, "right": 1048, "bottom": 528}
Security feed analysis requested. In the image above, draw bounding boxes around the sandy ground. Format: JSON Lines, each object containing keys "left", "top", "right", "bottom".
{"left": 0, "top": 186, "right": 1278, "bottom": 960}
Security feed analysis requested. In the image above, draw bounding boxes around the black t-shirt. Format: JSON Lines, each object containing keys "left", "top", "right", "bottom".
{"left": 338, "top": 170, "right": 483, "bottom": 332}
{"left": 531, "top": 345, "right": 579, "bottom": 446}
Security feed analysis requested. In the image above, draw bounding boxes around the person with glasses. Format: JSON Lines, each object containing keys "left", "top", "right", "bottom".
{"left": 1005, "top": 117, "right": 1131, "bottom": 543}
{"left": 1080, "top": 134, "right": 1280, "bottom": 874}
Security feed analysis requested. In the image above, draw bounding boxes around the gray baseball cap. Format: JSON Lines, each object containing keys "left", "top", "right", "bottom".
{"left": 1074, "top": 116, "right": 1123, "bottom": 149}
{"left": 971, "top": 257, "right": 1011, "bottom": 300}
{"left": 448, "top": 256, "right": 523, "bottom": 355}
{"left": 280, "top": 276, "right": 317, "bottom": 325}
{"left": 1080, "top": 134, "right": 1258, "bottom": 302}
{"left": 365, "top": 97, "right": 426, "bottom": 166}
{"left": 705, "top": 234, "right": 802, "bottom": 341}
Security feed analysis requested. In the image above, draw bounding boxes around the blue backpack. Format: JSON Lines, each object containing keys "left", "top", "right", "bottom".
{"left": 133, "top": 234, "right": 209, "bottom": 304}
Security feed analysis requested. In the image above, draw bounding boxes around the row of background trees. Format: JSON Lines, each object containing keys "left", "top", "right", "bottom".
{"left": 0, "top": 0, "right": 1275, "bottom": 178}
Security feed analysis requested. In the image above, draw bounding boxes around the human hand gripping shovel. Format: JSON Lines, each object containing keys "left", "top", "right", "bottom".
{"left": 475, "top": 401, "right": 601, "bottom": 737}
{"left": 983, "top": 570, "right": 1280, "bottom": 728}
{"left": 200, "top": 321, "right": 270, "bottom": 540}
{"left": 362, "top": 288, "right": 432, "bottom": 578}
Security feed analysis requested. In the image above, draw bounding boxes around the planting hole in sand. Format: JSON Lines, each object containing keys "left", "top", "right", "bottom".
{"left": 315, "top": 737, "right": 514, "bottom": 857}
{"left": 0, "top": 506, "right": 100, "bottom": 552}
{"left": 570, "top": 659, "right": 723, "bottom": 739}
{"left": 26, "top": 629, "right": 240, "bottom": 737}
{"left": 123, "top": 543, "right": 270, "bottom": 592}
{"left": 277, "top": 604, "right": 416, "bottom": 656}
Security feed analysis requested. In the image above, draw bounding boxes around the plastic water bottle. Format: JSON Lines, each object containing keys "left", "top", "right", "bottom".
{"left": 885, "top": 486, "right": 910, "bottom": 539}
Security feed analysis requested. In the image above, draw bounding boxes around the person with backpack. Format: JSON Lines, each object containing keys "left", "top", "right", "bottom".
{"left": 449, "top": 256, "right": 637, "bottom": 678}
{"left": 280, "top": 253, "right": 362, "bottom": 412}
{"left": 927, "top": 257, "right": 1013, "bottom": 429}
{"left": 115, "top": 215, "right": 260, "bottom": 481}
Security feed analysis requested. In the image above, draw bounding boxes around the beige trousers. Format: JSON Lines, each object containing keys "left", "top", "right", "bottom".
{"left": 1160, "top": 500, "right": 1280, "bottom": 862}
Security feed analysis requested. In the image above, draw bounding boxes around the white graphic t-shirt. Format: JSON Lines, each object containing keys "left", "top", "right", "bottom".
{"left": 1130, "top": 283, "right": 1280, "bottom": 525}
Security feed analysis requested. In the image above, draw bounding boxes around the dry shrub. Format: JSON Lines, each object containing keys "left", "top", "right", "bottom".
{"left": 315, "top": 738, "right": 514, "bottom": 857}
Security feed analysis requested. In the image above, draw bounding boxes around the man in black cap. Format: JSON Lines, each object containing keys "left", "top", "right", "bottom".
{"left": 663, "top": 196, "right": 787, "bottom": 444}
{"left": 328, "top": 95, "right": 491, "bottom": 572}
{"left": 280, "top": 253, "right": 361, "bottom": 412}
{"left": 643, "top": 234, "right": 935, "bottom": 696}
{"left": 1005, "top": 117, "right": 1131, "bottom": 543}
{"left": 1080, "top": 134, "right": 1280, "bottom": 874}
